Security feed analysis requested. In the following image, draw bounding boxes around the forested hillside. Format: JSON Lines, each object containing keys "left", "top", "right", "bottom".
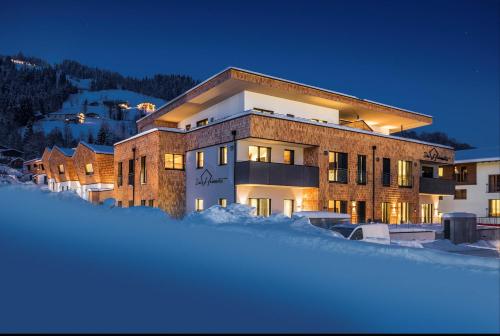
{"left": 0, "top": 53, "right": 198, "bottom": 159}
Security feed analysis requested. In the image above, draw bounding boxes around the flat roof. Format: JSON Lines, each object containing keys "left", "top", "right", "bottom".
{"left": 138, "top": 67, "right": 433, "bottom": 133}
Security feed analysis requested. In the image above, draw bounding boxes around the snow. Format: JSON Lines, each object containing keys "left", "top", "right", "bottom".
{"left": 0, "top": 185, "right": 499, "bottom": 332}
{"left": 80, "top": 141, "right": 113, "bottom": 154}
{"left": 33, "top": 88, "right": 166, "bottom": 140}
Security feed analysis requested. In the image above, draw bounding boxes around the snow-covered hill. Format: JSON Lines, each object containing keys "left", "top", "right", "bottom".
{"left": 33, "top": 78, "right": 166, "bottom": 141}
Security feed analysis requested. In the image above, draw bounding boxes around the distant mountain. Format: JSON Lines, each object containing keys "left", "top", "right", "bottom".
{"left": 0, "top": 53, "right": 198, "bottom": 160}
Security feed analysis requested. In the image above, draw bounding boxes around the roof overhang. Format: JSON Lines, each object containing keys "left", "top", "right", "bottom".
{"left": 138, "top": 67, "right": 432, "bottom": 133}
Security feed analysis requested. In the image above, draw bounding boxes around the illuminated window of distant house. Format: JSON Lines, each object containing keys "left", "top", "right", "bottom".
{"left": 165, "top": 153, "right": 184, "bottom": 170}
{"left": 58, "top": 164, "right": 65, "bottom": 174}
{"left": 219, "top": 146, "right": 228, "bottom": 165}
{"left": 196, "top": 151, "right": 204, "bottom": 169}
{"left": 85, "top": 163, "right": 94, "bottom": 175}
{"left": 218, "top": 198, "right": 227, "bottom": 207}
{"left": 195, "top": 198, "right": 204, "bottom": 212}
{"left": 284, "top": 149, "right": 294, "bottom": 165}
{"left": 489, "top": 199, "right": 500, "bottom": 217}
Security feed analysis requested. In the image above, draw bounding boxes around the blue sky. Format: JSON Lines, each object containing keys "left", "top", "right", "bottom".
{"left": 1, "top": 0, "right": 498, "bottom": 147}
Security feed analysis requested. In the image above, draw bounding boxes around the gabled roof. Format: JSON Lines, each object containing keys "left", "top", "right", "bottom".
{"left": 455, "top": 147, "right": 500, "bottom": 164}
{"left": 79, "top": 141, "right": 114, "bottom": 155}
{"left": 53, "top": 146, "right": 75, "bottom": 157}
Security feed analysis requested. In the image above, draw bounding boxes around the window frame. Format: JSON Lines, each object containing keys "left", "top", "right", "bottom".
{"left": 196, "top": 151, "right": 204, "bottom": 169}
{"left": 164, "top": 153, "right": 185, "bottom": 170}
{"left": 328, "top": 151, "right": 348, "bottom": 184}
{"left": 140, "top": 156, "right": 147, "bottom": 184}
{"left": 283, "top": 149, "right": 295, "bottom": 165}
{"left": 219, "top": 146, "right": 228, "bottom": 166}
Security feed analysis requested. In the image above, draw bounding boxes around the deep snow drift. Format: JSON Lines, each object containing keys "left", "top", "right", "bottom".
{"left": 0, "top": 185, "right": 499, "bottom": 332}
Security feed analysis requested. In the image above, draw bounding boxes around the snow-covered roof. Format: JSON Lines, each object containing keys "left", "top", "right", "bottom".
{"left": 80, "top": 142, "right": 114, "bottom": 155}
{"left": 23, "top": 158, "right": 41, "bottom": 164}
{"left": 454, "top": 147, "right": 500, "bottom": 164}
{"left": 53, "top": 146, "right": 75, "bottom": 157}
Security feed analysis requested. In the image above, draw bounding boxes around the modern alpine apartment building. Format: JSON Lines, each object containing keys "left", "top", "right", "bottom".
{"left": 113, "top": 67, "right": 455, "bottom": 223}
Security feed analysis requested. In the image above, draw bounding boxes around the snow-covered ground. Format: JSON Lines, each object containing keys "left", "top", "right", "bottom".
{"left": 33, "top": 84, "right": 166, "bottom": 139}
{"left": 0, "top": 185, "right": 499, "bottom": 332}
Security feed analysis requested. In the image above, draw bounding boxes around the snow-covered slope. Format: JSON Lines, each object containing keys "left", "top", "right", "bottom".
{"left": 33, "top": 81, "right": 166, "bottom": 140}
{"left": 0, "top": 185, "right": 498, "bottom": 333}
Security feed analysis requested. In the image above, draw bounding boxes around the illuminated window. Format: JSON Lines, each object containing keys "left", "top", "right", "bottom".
{"left": 398, "top": 160, "right": 413, "bottom": 187}
{"left": 196, "top": 119, "right": 208, "bottom": 127}
{"left": 283, "top": 199, "right": 294, "bottom": 217}
{"left": 328, "top": 152, "right": 348, "bottom": 183}
{"left": 219, "top": 146, "right": 228, "bottom": 165}
{"left": 196, "top": 151, "right": 204, "bottom": 169}
{"left": 489, "top": 200, "right": 500, "bottom": 217}
{"left": 248, "top": 198, "right": 271, "bottom": 217}
{"left": 218, "top": 198, "right": 227, "bottom": 207}
{"left": 58, "top": 164, "right": 65, "bottom": 174}
{"left": 357, "top": 155, "right": 367, "bottom": 184}
{"left": 248, "top": 146, "right": 271, "bottom": 162}
{"left": 195, "top": 198, "right": 204, "bottom": 212}
{"left": 381, "top": 202, "right": 390, "bottom": 224}
{"left": 165, "top": 153, "right": 184, "bottom": 170}
{"left": 421, "top": 203, "right": 434, "bottom": 223}
{"left": 397, "top": 202, "right": 410, "bottom": 224}
{"left": 284, "top": 149, "right": 294, "bottom": 165}
{"left": 85, "top": 163, "right": 93, "bottom": 175}
{"left": 438, "top": 167, "right": 444, "bottom": 177}
{"left": 328, "top": 200, "right": 347, "bottom": 213}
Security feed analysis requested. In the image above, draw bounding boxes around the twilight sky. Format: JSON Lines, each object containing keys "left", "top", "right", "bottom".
{"left": 1, "top": 0, "right": 498, "bottom": 148}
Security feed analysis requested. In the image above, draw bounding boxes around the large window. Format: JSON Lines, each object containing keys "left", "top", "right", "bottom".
{"left": 397, "top": 202, "right": 410, "bottom": 224}
{"left": 489, "top": 199, "right": 500, "bottom": 217}
{"left": 196, "top": 151, "right": 204, "bottom": 169}
{"left": 85, "top": 163, "right": 94, "bottom": 175}
{"left": 140, "top": 156, "right": 147, "bottom": 184}
{"left": 195, "top": 198, "right": 204, "bottom": 212}
{"left": 328, "top": 151, "right": 348, "bottom": 183}
{"left": 248, "top": 198, "right": 271, "bottom": 217}
{"left": 328, "top": 200, "right": 348, "bottom": 213}
{"left": 398, "top": 160, "right": 413, "bottom": 187}
{"left": 284, "top": 149, "right": 295, "bottom": 165}
{"left": 454, "top": 189, "right": 467, "bottom": 200}
{"left": 117, "top": 162, "right": 123, "bottom": 187}
{"left": 248, "top": 146, "right": 271, "bottom": 162}
{"left": 58, "top": 164, "right": 64, "bottom": 174}
{"left": 382, "top": 158, "right": 391, "bottom": 186}
{"left": 128, "top": 159, "right": 134, "bottom": 186}
{"left": 357, "top": 155, "right": 367, "bottom": 185}
{"left": 165, "top": 153, "right": 184, "bottom": 170}
{"left": 421, "top": 203, "right": 434, "bottom": 223}
{"left": 488, "top": 175, "right": 500, "bottom": 193}
{"left": 219, "top": 146, "right": 228, "bottom": 165}
{"left": 381, "top": 202, "right": 390, "bottom": 224}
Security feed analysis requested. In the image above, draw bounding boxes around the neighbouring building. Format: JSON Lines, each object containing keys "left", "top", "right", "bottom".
{"left": 0, "top": 145, "right": 24, "bottom": 169}
{"left": 113, "top": 67, "right": 455, "bottom": 223}
{"left": 47, "top": 146, "right": 78, "bottom": 192}
{"left": 72, "top": 142, "right": 115, "bottom": 203}
{"left": 23, "top": 158, "right": 48, "bottom": 184}
{"left": 439, "top": 147, "right": 500, "bottom": 223}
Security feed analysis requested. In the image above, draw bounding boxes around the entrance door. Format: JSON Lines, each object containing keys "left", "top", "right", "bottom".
{"left": 421, "top": 203, "right": 433, "bottom": 223}
{"left": 358, "top": 201, "right": 366, "bottom": 223}
{"left": 283, "top": 199, "right": 294, "bottom": 217}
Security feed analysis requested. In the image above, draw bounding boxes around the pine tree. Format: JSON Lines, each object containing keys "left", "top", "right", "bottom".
{"left": 87, "top": 130, "right": 95, "bottom": 144}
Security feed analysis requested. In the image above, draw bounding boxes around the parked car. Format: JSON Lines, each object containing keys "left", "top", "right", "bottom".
{"left": 294, "top": 211, "right": 390, "bottom": 244}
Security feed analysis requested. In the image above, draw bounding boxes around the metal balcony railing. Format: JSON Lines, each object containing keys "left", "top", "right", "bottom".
{"left": 419, "top": 177, "right": 455, "bottom": 195}
{"left": 235, "top": 161, "right": 319, "bottom": 187}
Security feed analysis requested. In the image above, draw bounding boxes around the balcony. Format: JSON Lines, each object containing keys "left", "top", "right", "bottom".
{"left": 235, "top": 161, "right": 319, "bottom": 187}
{"left": 419, "top": 177, "right": 455, "bottom": 195}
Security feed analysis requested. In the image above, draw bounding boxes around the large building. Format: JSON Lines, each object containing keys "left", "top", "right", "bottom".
{"left": 113, "top": 68, "right": 455, "bottom": 223}
{"left": 439, "top": 147, "right": 500, "bottom": 222}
